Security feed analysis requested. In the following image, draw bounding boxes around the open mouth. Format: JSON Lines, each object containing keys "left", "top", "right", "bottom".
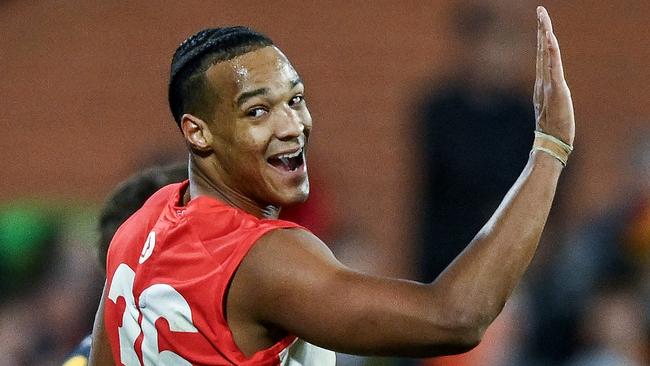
{"left": 267, "top": 148, "right": 305, "bottom": 172}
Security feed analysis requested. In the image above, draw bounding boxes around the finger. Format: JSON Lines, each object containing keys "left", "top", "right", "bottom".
{"left": 535, "top": 8, "right": 543, "bottom": 77}
{"left": 547, "top": 30, "right": 566, "bottom": 85}
{"left": 542, "top": 23, "right": 551, "bottom": 95}
{"left": 538, "top": 6, "right": 561, "bottom": 85}
{"left": 538, "top": 6, "right": 553, "bottom": 34}
{"left": 534, "top": 8, "right": 544, "bottom": 103}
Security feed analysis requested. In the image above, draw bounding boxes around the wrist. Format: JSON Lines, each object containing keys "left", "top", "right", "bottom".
{"left": 529, "top": 149, "right": 565, "bottom": 170}
{"left": 530, "top": 130, "right": 573, "bottom": 167}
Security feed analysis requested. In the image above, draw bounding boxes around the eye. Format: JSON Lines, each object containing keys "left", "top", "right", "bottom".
{"left": 246, "top": 107, "right": 267, "bottom": 118}
{"left": 289, "top": 95, "right": 305, "bottom": 106}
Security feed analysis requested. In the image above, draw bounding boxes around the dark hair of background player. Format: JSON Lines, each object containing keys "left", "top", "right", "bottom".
{"left": 97, "top": 164, "right": 188, "bottom": 270}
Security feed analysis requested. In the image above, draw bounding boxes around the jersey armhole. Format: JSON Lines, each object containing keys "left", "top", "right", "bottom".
{"left": 196, "top": 219, "right": 304, "bottom": 364}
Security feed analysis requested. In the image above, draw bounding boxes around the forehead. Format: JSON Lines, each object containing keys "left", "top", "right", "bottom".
{"left": 204, "top": 46, "right": 300, "bottom": 100}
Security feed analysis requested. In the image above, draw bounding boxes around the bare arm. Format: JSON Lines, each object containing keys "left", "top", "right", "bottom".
{"left": 232, "top": 153, "right": 559, "bottom": 357}
{"left": 88, "top": 285, "right": 115, "bottom": 366}
{"left": 229, "top": 6, "right": 574, "bottom": 358}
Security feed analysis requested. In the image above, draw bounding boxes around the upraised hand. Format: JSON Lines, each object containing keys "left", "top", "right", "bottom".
{"left": 533, "top": 6, "right": 575, "bottom": 147}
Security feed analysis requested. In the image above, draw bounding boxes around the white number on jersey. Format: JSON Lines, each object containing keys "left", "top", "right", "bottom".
{"left": 108, "top": 263, "right": 198, "bottom": 365}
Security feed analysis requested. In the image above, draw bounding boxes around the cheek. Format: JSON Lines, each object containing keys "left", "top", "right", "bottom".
{"left": 299, "top": 108, "right": 313, "bottom": 128}
{"left": 237, "top": 126, "right": 271, "bottom": 154}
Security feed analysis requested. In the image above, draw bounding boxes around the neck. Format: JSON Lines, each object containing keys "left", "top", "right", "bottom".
{"left": 186, "top": 155, "right": 281, "bottom": 219}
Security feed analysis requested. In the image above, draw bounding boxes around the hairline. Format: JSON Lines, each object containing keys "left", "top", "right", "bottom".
{"left": 182, "top": 44, "right": 277, "bottom": 124}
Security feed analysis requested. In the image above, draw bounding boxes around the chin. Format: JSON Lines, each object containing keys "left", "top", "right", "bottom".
{"left": 273, "top": 182, "right": 310, "bottom": 207}
{"left": 279, "top": 191, "right": 310, "bottom": 207}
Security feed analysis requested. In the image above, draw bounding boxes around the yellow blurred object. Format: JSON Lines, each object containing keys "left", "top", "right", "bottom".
{"left": 61, "top": 355, "right": 88, "bottom": 366}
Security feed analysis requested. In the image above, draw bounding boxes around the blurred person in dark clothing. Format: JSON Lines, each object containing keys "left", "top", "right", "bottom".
{"left": 416, "top": 1, "right": 534, "bottom": 282}
{"left": 565, "top": 283, "right": 647, "bottom": 366}
{"left": 526, "top": 131, "right": 650, "bottom": 365}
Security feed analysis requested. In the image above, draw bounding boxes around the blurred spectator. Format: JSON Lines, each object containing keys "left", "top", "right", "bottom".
{"left": 0, "top": 204, "right": 101, "bottom": 365}
{"left": 414, "top": 0, "right": 533, "bottom": 282}
{"left": 415, "top": 2, "right": 535, "bottom": 365}
{"left": 524, "top": 130, "right": 650, "bottom": 365}
{"left": 565, "top": 284, "right": 647, "bottom": 366}
{"left": 0, "top": 204, "right": 58, "bottom": 298}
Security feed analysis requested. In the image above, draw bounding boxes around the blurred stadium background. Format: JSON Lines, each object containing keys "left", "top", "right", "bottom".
{"left": 1, "top": 1, "right": 649, "bottom": 365}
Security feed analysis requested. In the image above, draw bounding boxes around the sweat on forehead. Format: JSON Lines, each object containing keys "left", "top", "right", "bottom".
{"left": 203, "top": 47, "right": 303, "bottom": 109}
{"left": 222, "top": 47, "right": 297, "bottom": 82}
{"left": 168, "top": 26, "right": 274, "bottom": 126}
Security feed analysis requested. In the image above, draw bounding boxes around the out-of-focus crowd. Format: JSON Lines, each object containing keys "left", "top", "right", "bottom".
{"left": 0, "top": 204, "right": 102, "bottom": 365}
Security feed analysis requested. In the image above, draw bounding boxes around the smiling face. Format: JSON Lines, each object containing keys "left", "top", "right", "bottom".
{"left": 197, "top": 46, "right": 312, "bottom": 209}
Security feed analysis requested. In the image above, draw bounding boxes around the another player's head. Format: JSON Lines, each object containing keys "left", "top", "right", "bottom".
{"left": 97, "top": 163, "right": 188, "bottom": 269}
{"left": 169, "top": 27, "right": 312, "bottom": 211}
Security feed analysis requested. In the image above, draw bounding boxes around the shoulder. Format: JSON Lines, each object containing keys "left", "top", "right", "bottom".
{"left": 233, "top": 227, "right": 341, "bottom": 301}
{"left": 254, "top": 227, "right": 334, "bottom": 261}
{"left": 116, "top": 182, "right": 181, "bottom": 232}
{"left": 137, "top": 181, "right": 184, "bottom": 218}
{"left": 227, "top": 226, "right": 343, "bottom": 328}
{"left": 106, "top": 183, "right": 183, "bottom": 264}
{"left": 145, "top": 182, "right": 183, "bottom": 205}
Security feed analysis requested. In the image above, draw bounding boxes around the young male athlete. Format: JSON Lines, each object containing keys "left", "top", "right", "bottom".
{"left": 90, "top": 6, "right": 575, "bottom": 365}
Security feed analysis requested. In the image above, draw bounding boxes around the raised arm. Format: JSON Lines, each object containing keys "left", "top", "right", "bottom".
{"left": 228, "top": 6, "right": 575, "bottom": 357}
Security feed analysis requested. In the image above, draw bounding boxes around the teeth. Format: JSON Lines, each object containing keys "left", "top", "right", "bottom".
{"left": 280, "top": 157, "right": 289, "bottom": 165}
{"left": 276, "top": 148, "right": 302, "bottom": 159}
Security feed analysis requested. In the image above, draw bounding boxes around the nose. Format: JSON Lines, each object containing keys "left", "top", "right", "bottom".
{"left": 274, "top": 106, "right": 305, "bottom": 141}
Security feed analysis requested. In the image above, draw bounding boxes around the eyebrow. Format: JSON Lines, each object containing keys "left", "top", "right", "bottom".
{"left": 235, "top": 78, "right": 304, "bottom": 107}
{"left": 236, "top": 88, "right": 269, "bottom": 107}
{"left": 290, "top": 77, "right": 304, "bottom": 89}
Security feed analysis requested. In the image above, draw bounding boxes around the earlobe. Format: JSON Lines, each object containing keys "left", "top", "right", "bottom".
{"left": 181, "top": 114, "right": 213, "bottom": 152}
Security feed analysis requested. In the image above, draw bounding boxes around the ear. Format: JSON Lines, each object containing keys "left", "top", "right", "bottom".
{"left": 180, "top": 114, "right": 213, "bottom": 152}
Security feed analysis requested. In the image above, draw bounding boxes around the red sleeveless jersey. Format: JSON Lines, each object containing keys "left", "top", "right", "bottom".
{"left": 104, "top": 181, "right": 335, "bottom": 365}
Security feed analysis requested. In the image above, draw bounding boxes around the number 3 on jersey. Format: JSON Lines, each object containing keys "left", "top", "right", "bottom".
{"left": 109, "top": 263, "right": 198, "bottom": 365}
